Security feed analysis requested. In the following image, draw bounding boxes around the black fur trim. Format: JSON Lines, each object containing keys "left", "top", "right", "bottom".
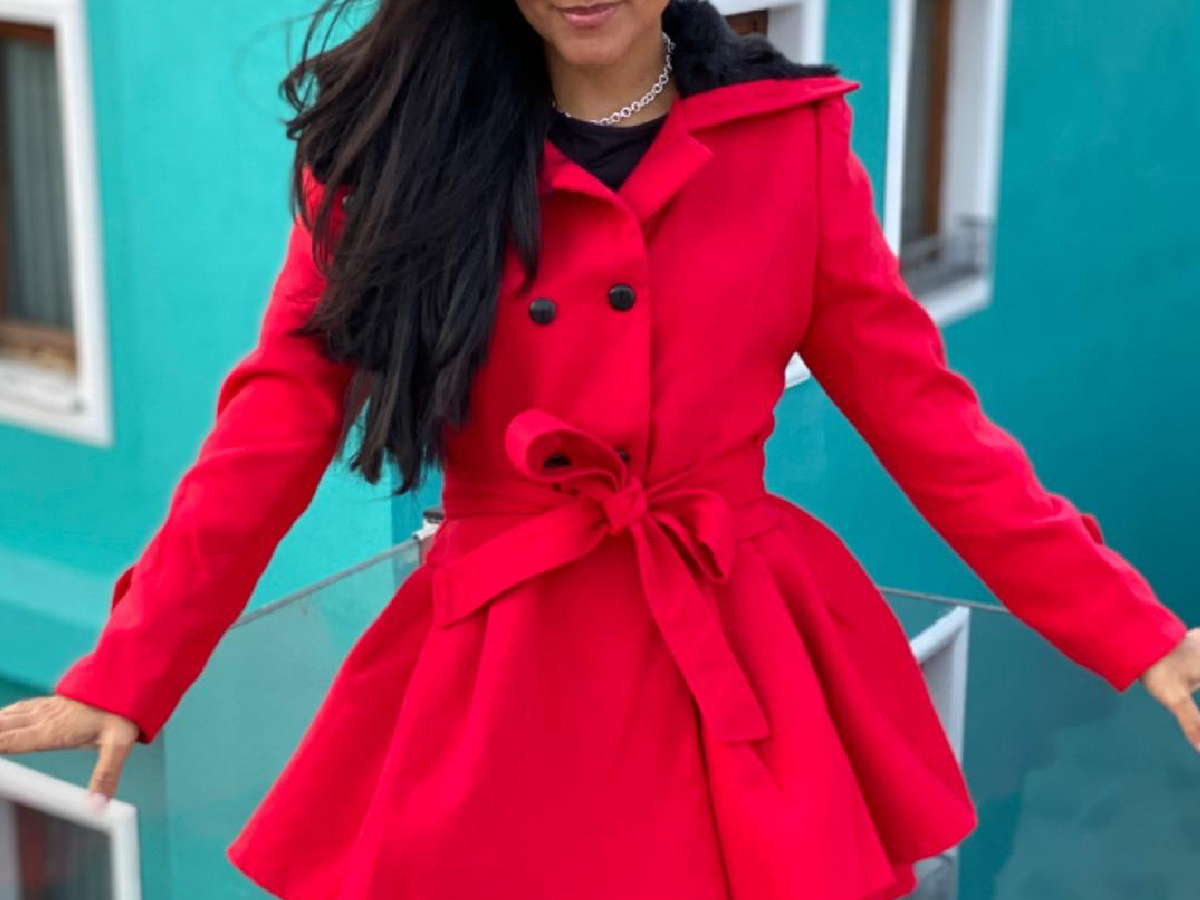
{"left": 662, "top": 0, "right": 839, "bottom": 97}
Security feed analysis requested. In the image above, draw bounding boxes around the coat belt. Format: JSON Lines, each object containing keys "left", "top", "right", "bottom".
{"left": 430, "top": 409, "right": 778, "bottom": 743}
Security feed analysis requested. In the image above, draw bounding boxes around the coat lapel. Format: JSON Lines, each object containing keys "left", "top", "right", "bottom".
{"left": 539, "top": 96, "right": 716, "bottom": 222}
{"left": 614, "top": 100, "right": 713, "bottom": 223}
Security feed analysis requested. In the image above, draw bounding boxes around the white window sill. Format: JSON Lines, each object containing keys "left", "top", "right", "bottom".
{"left": 0, "top": 356, "right": 111, "bottom": 445}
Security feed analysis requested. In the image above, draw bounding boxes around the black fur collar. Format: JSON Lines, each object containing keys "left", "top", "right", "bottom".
{"left": 662, "top": 0, "right": 839, "bottom": 96}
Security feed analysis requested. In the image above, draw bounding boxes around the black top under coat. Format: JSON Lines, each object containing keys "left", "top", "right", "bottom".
{"left": 548, "top": 109, "right": 668, "bottom": 192}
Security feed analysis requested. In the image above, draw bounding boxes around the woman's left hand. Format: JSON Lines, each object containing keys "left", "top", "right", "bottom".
{"left": 1140, "top": 628, "right": 1200, "bottom": 754}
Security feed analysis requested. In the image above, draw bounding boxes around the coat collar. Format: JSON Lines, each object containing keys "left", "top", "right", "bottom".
{"left": 540, "top": 0, "right": 861, "bottom": 220}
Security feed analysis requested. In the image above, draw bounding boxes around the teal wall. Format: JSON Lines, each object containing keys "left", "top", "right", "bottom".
{"left": 773, "top": 0, "right": 1200, "bottom": 677}
{"left": 0, "top": 4, "right": 420, "bottom": 897}
{"left": 767, "top": 0, "right": 1200, "bottom": 895}
{"left": 0, "top": 1, "right": 413, "bottom": 690}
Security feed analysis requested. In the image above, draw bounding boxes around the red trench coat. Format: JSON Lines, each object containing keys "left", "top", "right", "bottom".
{"left": 55, "top": 75, "right": 1187, "bottom": 900}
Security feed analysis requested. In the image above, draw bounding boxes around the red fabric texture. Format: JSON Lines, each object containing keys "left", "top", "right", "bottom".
{"left": 54, "top": 75, "right": 1186, "bottom": 900}
{"left": 55, "top": 168, "right": 354, "bottom": 746}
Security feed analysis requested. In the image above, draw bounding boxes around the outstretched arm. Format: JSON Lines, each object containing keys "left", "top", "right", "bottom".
{"left": 53, "top": 169, "right": 357, "bottom": 745}
{"left": 797, "top": 94, "right": 1188, "bottom": 695}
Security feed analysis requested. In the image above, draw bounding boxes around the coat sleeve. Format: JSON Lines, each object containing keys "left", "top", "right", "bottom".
{"left": 54, "top": 168, "right": 357, "bottom": 744}
{"left": 796, "top": 94, "right": 1187, "bottom": 692}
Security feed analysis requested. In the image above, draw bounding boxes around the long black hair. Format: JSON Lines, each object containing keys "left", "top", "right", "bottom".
{"left": 281, "top": 0, "right": 554, "bottom": 497}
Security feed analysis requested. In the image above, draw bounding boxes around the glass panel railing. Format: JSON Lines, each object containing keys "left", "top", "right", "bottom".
{"left": 157, "top": 532, "right": 1199, "bottom": 899}
{"left": 159, "top": 534, "right": 428, "bottom": 899}
{"left": 881, "top": 589, "right": 1200, "bottom": 900}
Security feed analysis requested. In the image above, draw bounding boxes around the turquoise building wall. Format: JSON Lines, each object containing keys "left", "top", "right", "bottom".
{"left": 0, "top": 3, "right": 415, "bottom": 896}
{"left": 786, "top": 0, "right": 1200, "bottom": 644}
{"left": 0, "top": 0, "right": 1196, "bottom": 896}
{"left": 766, "top": 0, "right": 1200, "bottom": 895}
{"left": 0, "top": 1, "right": 410, "bottom": 690}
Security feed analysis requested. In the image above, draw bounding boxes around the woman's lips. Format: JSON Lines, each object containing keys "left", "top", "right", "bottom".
{"left": 558, "top": 2, "right": 620, "bottom": 29}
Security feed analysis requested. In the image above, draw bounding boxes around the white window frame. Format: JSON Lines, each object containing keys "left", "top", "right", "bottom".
{"left": 909, "top": 604, "right": 970, "bottom": 898}
{"left": 0, "top": 757, "right": 141, "bottom": 899}
{"left": 885, "top": 0, "right": 1010, "bottom": 324}
{"left": 909, "top": 605, "right": 969, "bottom": 763}
{"left": 784, "top": 0, "right": 1011, "bottom": 390}
{"left": 0, "top": 0, "right": 112, "bottom": 445}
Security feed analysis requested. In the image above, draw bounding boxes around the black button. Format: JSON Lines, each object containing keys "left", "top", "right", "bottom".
{"left": 615, "top": 447, "right": 630, "bottom": 463}
{"left": 529, "top": 297, "right": 557, "bottom": 324}
{"left": 608, "top": 283, "right": 636, "bottom": 311}
{"left": 543, "top": 452, "right": 571, "bottom": 468}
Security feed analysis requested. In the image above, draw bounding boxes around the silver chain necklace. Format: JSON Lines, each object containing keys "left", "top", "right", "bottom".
{"left": 552, "top": 32, "right": 675, "bottom": 127}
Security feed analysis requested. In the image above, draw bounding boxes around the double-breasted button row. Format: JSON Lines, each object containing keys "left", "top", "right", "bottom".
{"left": 527, "top": 284, "right": 638, "bottom": 324}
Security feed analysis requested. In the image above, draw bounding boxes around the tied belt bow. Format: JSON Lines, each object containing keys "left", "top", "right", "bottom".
{"left": 431, "top": 409, "right": 777, "bottom": 743}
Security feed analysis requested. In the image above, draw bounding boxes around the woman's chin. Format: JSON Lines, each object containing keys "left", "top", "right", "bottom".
{"left": 549, "top": 32, "right": 636, "bottom": 70}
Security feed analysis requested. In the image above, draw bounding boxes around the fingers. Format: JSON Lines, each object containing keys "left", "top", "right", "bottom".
{"left": 0, "top": 698, "right": 48, "bottom": 754}
{"left": 0, "top": 725, "right": 43, "bottom": 754}
{"left": 89, "top": 729, "right": 134, "bottom": 803}
{"left": 1141, "top": 628, "right": 1200, "bottom": 754}
{"left": 1167, "top": 692, "right": 1200, "bottom": 754}
{"left": 0, "top": 695, "right": 136, "bottom": 806}
{"left": 0, "top": 710, "right": 36, "bottom": 730}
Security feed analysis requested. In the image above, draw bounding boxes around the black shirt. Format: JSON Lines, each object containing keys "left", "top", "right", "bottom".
{"left": 548, "top": 109, "right": 668, "bottom": 192}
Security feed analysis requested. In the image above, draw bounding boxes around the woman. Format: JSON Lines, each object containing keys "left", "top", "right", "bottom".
{"left": 2, "top": 1, "right": 1197, "bottom": 898}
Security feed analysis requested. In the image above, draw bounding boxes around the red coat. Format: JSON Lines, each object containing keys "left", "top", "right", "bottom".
{"left": 55, "top": 12, "right": 1186, "bottom": 900}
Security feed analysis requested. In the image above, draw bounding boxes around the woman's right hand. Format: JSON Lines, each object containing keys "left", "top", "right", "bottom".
{"left": 0, "top": 695, "right": 139, "bottom": 808}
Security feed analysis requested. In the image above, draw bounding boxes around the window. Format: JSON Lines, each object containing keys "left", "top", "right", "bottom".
{"left": 716, "top": 0, "right": 828, "bottom": 65}
{"left": 905, "top": 601, "right": 970, "bottom": 900}
{"left": 887, "top": 0, "right": 1011, "bottom": 324}
{"left": 0, "top": 1, "right": 110, "bottom": 444}
{"left": 0, "top": 757, "right": 142, "bottom": 899}
{"left": 1, "top": 21, "right": 73, "bottom": 370}
{"left": 725, "top": 10, "right": 770, "bottom": 35}
{"left": 782, "top": 0, "right": 1011, "bottom": 389}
